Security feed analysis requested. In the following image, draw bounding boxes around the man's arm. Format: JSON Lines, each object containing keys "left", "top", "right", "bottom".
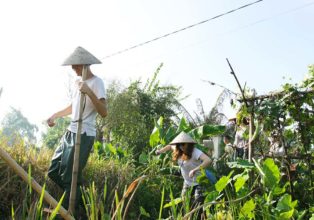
{"left": 78, "top": 82, "right": 107, "bottom": 118}
{"left": 47, "top": 105, "right": 72, "bottom": 127}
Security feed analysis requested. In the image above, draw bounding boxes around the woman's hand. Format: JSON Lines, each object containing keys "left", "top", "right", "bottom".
{"left": 189, "top": 169, "right": 197, "bottom": 178}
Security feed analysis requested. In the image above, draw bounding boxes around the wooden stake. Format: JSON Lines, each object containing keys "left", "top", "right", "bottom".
{"left": 0, "top": 147, "right": 74, "bottom": 220}
{"left": 69, "top": 65, "right": 88, "bottom": 215}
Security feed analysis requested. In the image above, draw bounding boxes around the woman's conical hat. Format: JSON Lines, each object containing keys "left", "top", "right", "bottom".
{"left": 62, "top": 46, "right": 102, "bottom": 66}
{"left": 170, "top": 131, "right": 197, "bottom": 144}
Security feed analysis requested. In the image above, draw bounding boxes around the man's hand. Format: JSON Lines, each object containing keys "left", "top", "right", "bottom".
{"left": 78, "top": 82, "right": 92, "bottom": 95}
{"left": 47, "top": 117, "right": 55, "bottom": 127}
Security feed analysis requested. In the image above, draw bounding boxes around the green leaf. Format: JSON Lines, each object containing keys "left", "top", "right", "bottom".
{"left": 202, "top": 124, "right": 225, "bottom": 137}
{"left": 11, "top": 203, "right": 15, "bottom": 220}
{"left": 49, "top": 193, "right": 65, "bottom": 220}
{"left": 164, "top": 127, "right": 176, "bottom": 144}
{"left": 140, "top": 206, "right": 150, "bottom": 217}
{"left": 189, "top": 124, "right": 225, "bottom": 142}
{"left": 149, "top": 117, "right": 163, "bottom": 147}
{"left": 279, "top": 209, "right": 294, "bottom": 219}
{"left": 276, "top": 194, "right": 297, "bottom": 212}
{"left": 234, "top": 174, "right": 249, "bottom": 193}
{"left": 36, "top": 183, "right": 46, "bottom": 219}
{"left": 139, "top": 152, "right": 148, "bottom": 164}
{"left": 176, "top": 117, "right": 190, "bottom": 133}
{"left": 163, "top": 197, "right": 182, "bottom": 208}
{"left": 228, "top": 159, "right": 254, "bottom": 169}
{"left": 273, "top": 182, "right": 289, "bottom": 196}
{"left": 239, "top": 199, "right": 255, "bottom": 219}
{"left": 262, "top": 158, "right": 280, "bottom": 188}
{"left": 105, "top": 143, "right": 116, "bottom": 155}
{"left": 159, "top": 187, "right": 165, "bottom": 219}
{"left": 215, "top": 171, "right": 234, "bottom": 193}
{"left": 204, "top": 191, "right": 219, "bottom": 203}
{"left": 273, "top": 186, "right": 286, "bottom": 196}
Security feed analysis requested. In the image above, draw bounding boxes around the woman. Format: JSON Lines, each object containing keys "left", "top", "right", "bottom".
{"left": 156, "top": 131, "right": 211, "bottom": 205}
{"left": 233, "top": 117, "right": 249, "bottom": 159}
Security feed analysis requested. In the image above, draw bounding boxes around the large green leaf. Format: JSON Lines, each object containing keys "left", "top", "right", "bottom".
{"left": 215, "top": 171, "right": 234, "bottom": 193}
{"left": 149, "top": 117, "right": 163, "bottom": 147}
{"left": 262, "top": 158, "right": 280, "bottom": 188}
{"left": 176, "top": 117, "right": 190, "bottom": 133}
{"left": 202, "top": 124, "right": 225, "bottom": 137}
{"left": 275, "top": 194, "right": 297, "bottom": 220}
{"left": 189, "top": 124, "right": 225, "bottom": 142}
{"left": 234, "top": 173, "right": 249, "bottom": 193}
{"left": 276, "top": 194, "right": 297, "bottom": 212}
{"left": 239, "top": 199, "right": 255, "bottom": 219}
{"left": 164, "top": 126, "right": 176, "bottom": 144}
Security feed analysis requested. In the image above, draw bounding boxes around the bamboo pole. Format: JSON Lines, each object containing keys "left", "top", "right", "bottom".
{"left": 0, "top": 147, "right": 74, "bottom": 220}
{"left": 69, "top": 65, "right": 88, "bottom": 215}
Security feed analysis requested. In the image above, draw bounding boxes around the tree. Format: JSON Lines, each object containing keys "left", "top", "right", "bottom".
{"left": 0, "top": 107, "right": 38, "bottom": 145}
{"left": 41, "top": 117, "right": 71, "bottom": 149}
{"left": 99, "top": 64, "right": 182, "bottom": 156}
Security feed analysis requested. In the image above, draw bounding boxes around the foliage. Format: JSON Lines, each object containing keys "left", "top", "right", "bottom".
{"left": 100, "top": 63, "right": 182, "bottom": 157}
{"left": 41, "top": 117, "right": 70, "bottom": 149}
{"left": 2, "top": 65, "right": 314, "bottom": 219}
{"left": 0, "top": 107, "right": 38, "bottom": 145}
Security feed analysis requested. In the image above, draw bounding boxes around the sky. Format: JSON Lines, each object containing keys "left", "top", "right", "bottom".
{"left": 0, "top": 0, "right": 313, "bottom": 139}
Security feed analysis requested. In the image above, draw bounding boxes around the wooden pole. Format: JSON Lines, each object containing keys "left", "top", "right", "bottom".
{"left": 0, "top": 147, "right": 74, "bottom": 220}
{"left": 226, "top": 58, "right": 254, "bottom": 161}
{"left": 226, "top": 58, "right": 249, "bottom": 109}
{"left": 69, "top": 65, "right": 88, "bottom": 215}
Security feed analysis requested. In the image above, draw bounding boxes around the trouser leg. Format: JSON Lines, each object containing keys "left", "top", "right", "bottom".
{"left": 192, "top": 185, "right": 204, "bottom": 220}
{"left": 48, "top": 134, "right": 68, "bottom": 189}
{"left": 60, "top": 132, "right": 94, "bottom": 210}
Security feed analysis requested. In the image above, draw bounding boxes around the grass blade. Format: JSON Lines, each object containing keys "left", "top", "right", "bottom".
{"left": 49, "top": 192, "right": 65, "bottom": 220}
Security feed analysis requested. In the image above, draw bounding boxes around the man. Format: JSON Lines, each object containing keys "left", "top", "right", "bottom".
{"left": 47, "top": 47, "right": 107, "bottom": 213}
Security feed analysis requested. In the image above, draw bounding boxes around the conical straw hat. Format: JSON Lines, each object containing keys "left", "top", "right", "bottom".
{"left": 62, "top": 46, "right": 102, "bottom": 66}
{"left": 170, "top": 132, "right": 197, "bottom": 144}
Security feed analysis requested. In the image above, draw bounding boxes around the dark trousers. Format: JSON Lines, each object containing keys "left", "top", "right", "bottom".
{"left": 235, "top": 147, "right": 248, "bottom": 159}
{"left": 48, "top": 131, "right": 94, "bottom": 210}
{"left": 182, "top": 184, "right": 205, "bottom": 219}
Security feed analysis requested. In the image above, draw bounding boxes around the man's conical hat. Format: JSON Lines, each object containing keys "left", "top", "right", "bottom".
{"left": 62, "top": 46, "right": 102, "bottom": 66}
{"left": 170, "top": 132, "right": 197, "bottom": 145}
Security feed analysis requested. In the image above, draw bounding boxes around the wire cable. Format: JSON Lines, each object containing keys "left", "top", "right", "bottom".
{"left": 100, "top": 0, "right": 263, "bottom": 60}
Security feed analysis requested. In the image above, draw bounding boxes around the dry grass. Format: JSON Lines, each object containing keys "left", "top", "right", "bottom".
{"left": 0, "top": 135, "right": 136, "bottom": 218}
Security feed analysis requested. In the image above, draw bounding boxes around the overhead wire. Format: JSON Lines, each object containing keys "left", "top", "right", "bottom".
{"left": 101, "top": 0, "right": 314, "bottom": 75}
{"left": 100, "top": 0, "right": 263, "bottom": 60}
{"left": 201, "top": 80, "right": 238, "bottom": 95}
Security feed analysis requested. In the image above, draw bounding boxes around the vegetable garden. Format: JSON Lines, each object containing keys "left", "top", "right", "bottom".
{"left": 0, "top": 64, "right": 314, "bottom": 219}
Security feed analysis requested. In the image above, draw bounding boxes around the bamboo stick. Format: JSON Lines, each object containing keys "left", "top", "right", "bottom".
{"left": 69, "top": 65, "right": 88, "bottom": 215}
{"left": 0, "top": 147, "right": 74, "bottom": 220}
